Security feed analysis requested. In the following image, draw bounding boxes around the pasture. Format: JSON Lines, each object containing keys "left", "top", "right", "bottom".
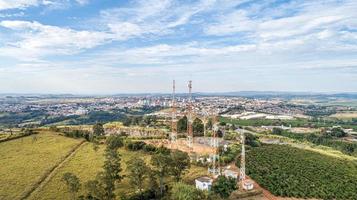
{"left": 0, "top": 131, "right": 207, "bottom": 200}
{"left": 0, "top": 131, "right": 82, "bottom": 200}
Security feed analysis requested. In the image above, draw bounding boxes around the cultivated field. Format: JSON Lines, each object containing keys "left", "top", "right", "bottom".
{"left": 247, "top": 144, "right": 357, "bottom": 199}
{"left": 0, "top": 132, "right": 82, "bottom": 200}
{"left": 330, "top": 111, "right": 357, "bottom": 120}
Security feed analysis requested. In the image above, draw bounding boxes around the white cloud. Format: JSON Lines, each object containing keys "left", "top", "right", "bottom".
{"left": 0, "top": 20, "right": 111, "bottom": 59}
{"left": 75, "top": 0, "right": 89, "bottom": 5}
{"left": 204, "top": 10, "right": 257, "bottom": 36}
{"left": 0, "top": 0, "right": 39, "bottom": 10}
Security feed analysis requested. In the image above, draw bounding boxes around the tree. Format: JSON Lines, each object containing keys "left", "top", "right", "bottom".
{"left": 177, "top": 116, "right": 188, "bottom": 133}
{"left": 212, "top": 176, "right": 237, "bottom": 198}
{"left": 171, "top": 182, "right": 207, "bottom": 200}
{"left": 106, "top": 135, "right": 124, "bottom": 150}
{"left": 245, "top": 133, "right": 261, "bottom": 147}
{"left": 170, "top": 150, "right": 190, "bottom": 181}
{"left": 192, "top": 118, "right": 204, "bottom": 136}
{"left": 272, "top": 127, "right": 283, "bottom": 135}
{"left": 93, "top": 123, "right": 105, "bottom": 136}
{"left": 62, "top": 172, "right": 81, "bottom": 200}
{"left": 126, "top": 157, "right": 150, "bottom": 195}
{"left": 325, "top": 127, "right": 347, "bottom": 138}
{"left": 101, "top": 147, "right": 123, "bottom": 199}
{"left": 151, "top": 152, "right": 172, "bottom": 196}
{"left": 85, "top": 138, "right": 123, "bottom": 200}
{"left": 84, "top": 179, "right": 105, "bottom": 200}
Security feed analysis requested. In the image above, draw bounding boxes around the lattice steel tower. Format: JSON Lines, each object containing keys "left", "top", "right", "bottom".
{"left": 208, "top": 115, "right": 220, "bottom": 176}
{"left": 187, "top": 80, "right": 193, "bottom": 150}
{"left": 170, "top": 80, "right": 178, "bottom": 148}
{"left": 239, "top": 131, "right": 246, "bottom": 182}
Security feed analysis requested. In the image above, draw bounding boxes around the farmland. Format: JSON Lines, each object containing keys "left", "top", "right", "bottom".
{"left": 246, "top": 144, "right": 357, "bottom": 199}
{"left": 330, "top": 111, "right": 357, "bottom": 120}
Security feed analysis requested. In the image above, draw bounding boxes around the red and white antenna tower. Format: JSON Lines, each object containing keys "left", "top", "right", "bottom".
{"left": 187, "top": 80, "right": 193, "bottom": 150}
{"left": 240, "top": 131, "right": 246, "bottom": 182}
{"left": 209, "top": 115, "right": 220, "bottom": 176}
{"left": 170, "top": 80, "right": 177, "bottom": 148}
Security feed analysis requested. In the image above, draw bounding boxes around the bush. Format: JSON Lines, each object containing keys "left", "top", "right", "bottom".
{"left": 212, "top": 176, "right": 237, "bottom": 198}
{"left": 125, "top": 141, "right": 146, "bottom": 151}
{"left": 171, "top": 182, "right": 207, "bottom": 200}
{"left": 142, "top": 144, "right": 157, "bottom": 152}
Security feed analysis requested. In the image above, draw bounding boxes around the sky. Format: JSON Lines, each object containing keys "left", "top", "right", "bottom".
{"left": 0, "top": 0, "right": 356, "bottom": 94}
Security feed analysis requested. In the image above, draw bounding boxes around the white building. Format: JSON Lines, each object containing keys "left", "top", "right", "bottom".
{"left": 195, "top": 177, "right": 213, "bottom": 191}
{"left": 242, "top": 180, "right": 254, "bottom": 190}
{"left": 224, "top": 169, "right": 238, "bottom": 179}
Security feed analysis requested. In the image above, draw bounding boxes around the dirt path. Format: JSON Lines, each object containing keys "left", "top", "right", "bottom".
{"left": 20, "top": 141, "right": 86, "bottom": 200}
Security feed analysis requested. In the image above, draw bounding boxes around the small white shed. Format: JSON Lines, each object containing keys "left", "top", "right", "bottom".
{"left": 195, "top": 177, "right": 213, "bottom": 191}
{"left": 242, "top": 180, "right": 254, "bottom": 190}
{"left": 224, "top": 169, "right": 239, "bottom": 179}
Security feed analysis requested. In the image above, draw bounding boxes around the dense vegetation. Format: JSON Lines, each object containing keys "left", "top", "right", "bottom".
{"left": 271, "top": 128, "right": 357, "bottom": 156}
{"left": 0, "top": 106, "right": 163, "bottom": 128}
{"left": 221, "top": 116, "right": 357, "bottom": 130}
{"left": 245, "top": 144, "right": 357, "bottom": 199}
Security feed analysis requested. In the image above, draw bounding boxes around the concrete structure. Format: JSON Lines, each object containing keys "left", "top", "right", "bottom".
{"left": 224, "top": 169, "right": 239, "bottom": 179}
{"left": 242, "top": 180, "right": 254, "bottom": 190}
{"left": 195, "top": 177, "right": 213, "bottom": 191}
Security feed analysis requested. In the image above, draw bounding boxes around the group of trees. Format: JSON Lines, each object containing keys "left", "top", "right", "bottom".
{"left": 271, "top": 128, "right": 357, "bottom": 156}
{"left": 62, "top": 135, "right": 124, "bottom": 200}
{"left": 177, "top": 116, "right": 213, "bottom": 136}
{"left": 321, "top": 126, "right": 347, "bottom": 137}
{"left": 122, "top": 115, "right": 158, "bottom": 127}
{"left": 61, "top": 134, "right": 193, "bottom": 200}
{"left": 122, "top": 147, "right": 193, "bottom": 199}
{"left": 124, "top": 140, "right": 157, "bottom": 153}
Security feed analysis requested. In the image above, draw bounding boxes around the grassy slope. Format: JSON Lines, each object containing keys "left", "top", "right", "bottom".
{"left": 29, "top": 143, "right": 106, "bottom": 200}
{"left": 29, "top": 142, "right": 207, "bottom": 200}
{"left": 0, "top": 132, "right": 82, "bottom": 200}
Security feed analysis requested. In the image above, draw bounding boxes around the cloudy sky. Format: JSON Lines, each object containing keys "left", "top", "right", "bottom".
{"left": 0, "top": 0, "right": 356, "bottom": 94}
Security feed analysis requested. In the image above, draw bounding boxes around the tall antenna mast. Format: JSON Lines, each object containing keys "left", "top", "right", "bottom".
{"left": 209, "top": 115, "right": 220, "bottom": 176}
{"left": 240, "top": 131, "right": 246, "bottom": 183}
{"left": 187, "top": 80, "right": 193, "bottom": 150}
{"left": 170, "top": 80, "right": 177, "bottom": 148}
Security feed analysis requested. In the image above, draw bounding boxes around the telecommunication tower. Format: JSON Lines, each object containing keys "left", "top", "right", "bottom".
{"left": 239, "top": 131, "right": 246, "bottom": 182}
{"left": 239, "top": 130, "right": 254, "bottom": 190}
{"left": 170, "top": 80, "right": 178, "bottom": 149}
{"left": 209, "top": 115, "right": 220, "bottom": 176}
{"left": 187, "top": 80, "right": 193, "bottom": 150}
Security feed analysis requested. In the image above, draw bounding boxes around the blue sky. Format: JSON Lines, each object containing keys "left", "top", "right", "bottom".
{"left": 0, "top": 0, "right": 356, "bottom": 94}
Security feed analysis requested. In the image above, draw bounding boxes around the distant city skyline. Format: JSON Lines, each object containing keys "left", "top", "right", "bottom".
{"left": 0, "top": 0, "right": 356, "bottom": 94}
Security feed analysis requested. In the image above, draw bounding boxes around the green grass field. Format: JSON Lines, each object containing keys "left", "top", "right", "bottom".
{"left": 0, "top": 131, "right": 82, "bottom": 200}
